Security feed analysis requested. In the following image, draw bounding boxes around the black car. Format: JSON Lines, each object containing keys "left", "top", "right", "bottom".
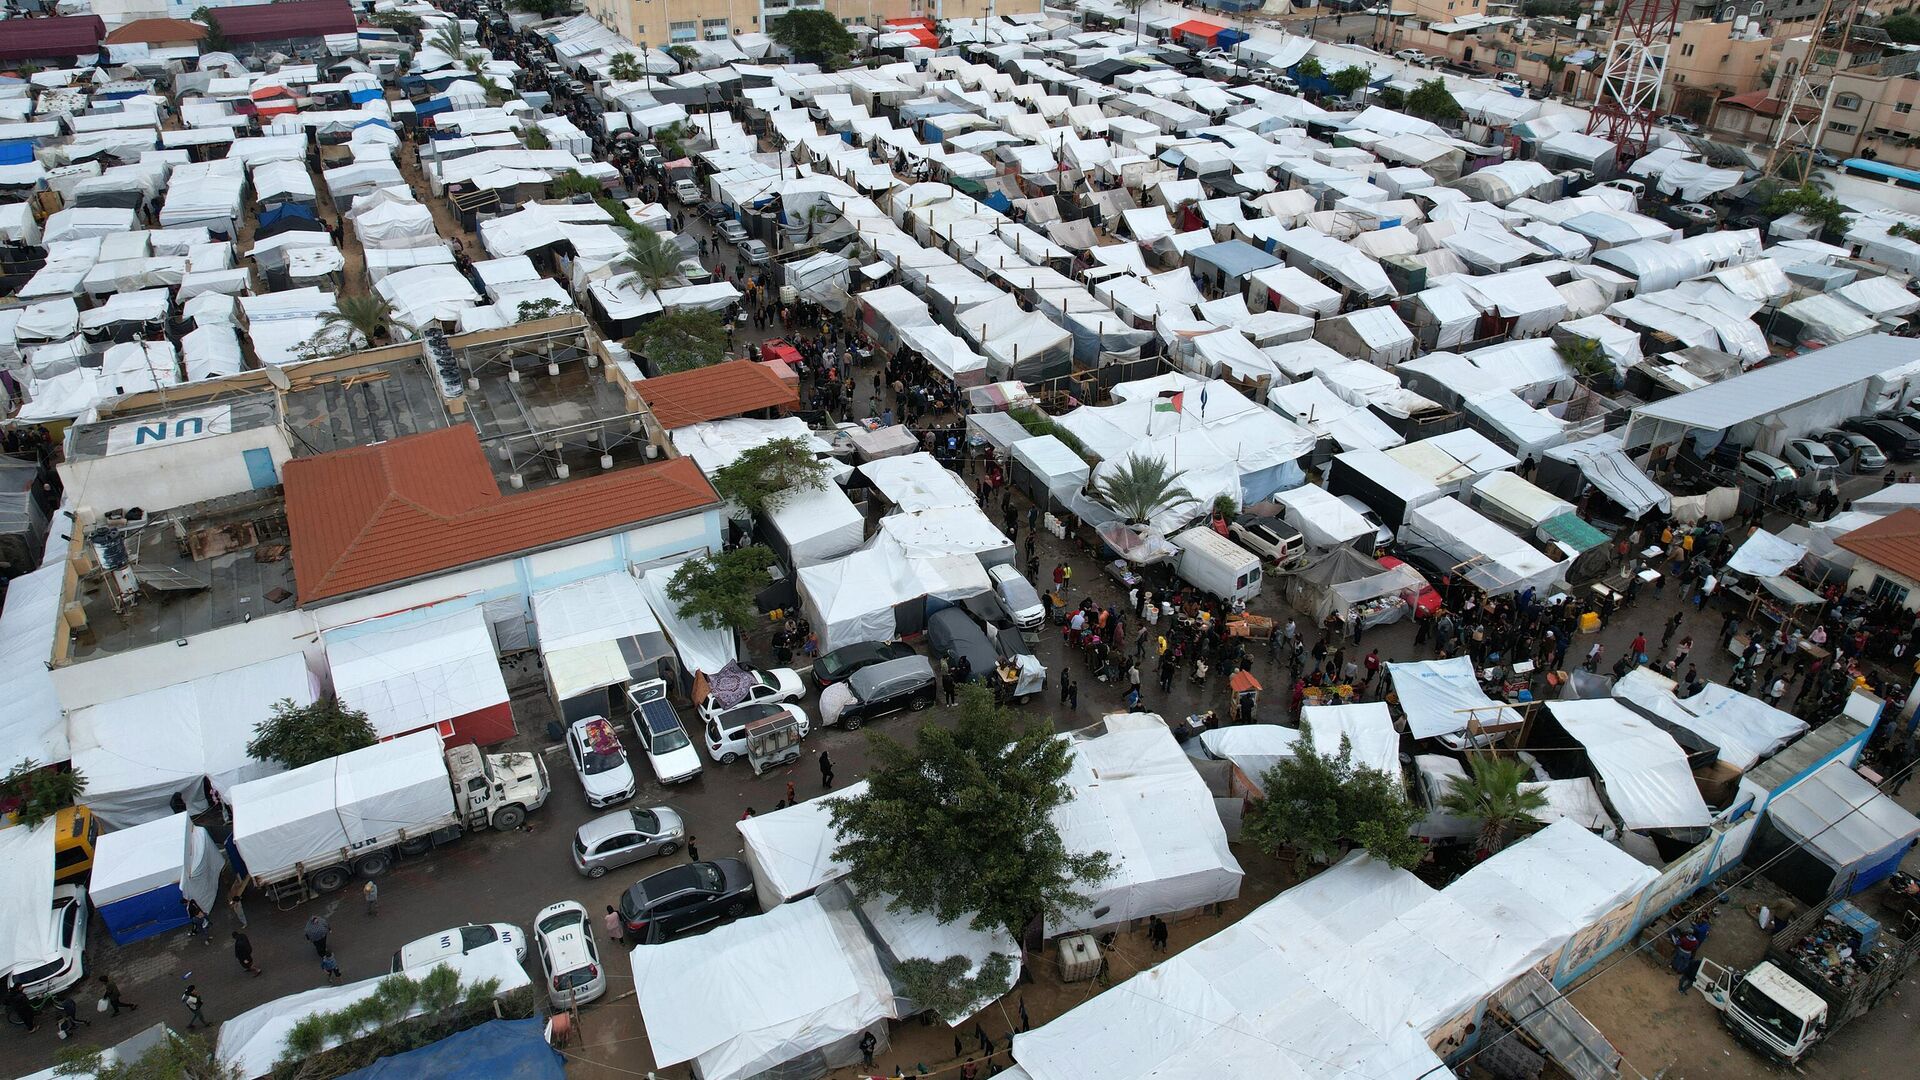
{"left": 698, "top": 202, "right": 731, "bottom": 224}
{"left": 813, "top": 640, "right": 918, "bottom": 688}
{"left": 926, "top": 608, "right": 997, "bottom": 682}
{"left": 1844, "top": 416, "right": 1920, "bottom": 459}
{"left": 835, "top": 656, "right": 937, "bottom": 729}
{"left": 618, "top": 859, "right": 756, "bottom": 941}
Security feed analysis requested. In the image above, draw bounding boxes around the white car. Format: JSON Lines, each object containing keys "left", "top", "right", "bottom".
{"left": 8, "top": 885, "right": 88, "bottom": 998}
{"left": 566, "top": 716, "right": 637, "bottom": 809}
{"left": 1336, "top": 494, "right": 1395, "bottom": 551}
{"left": 389, "top": 922, "right": 526, "bottom": 973}
{"left": 533, "top": 901, "right": 606, "bottom": 1010}
{"left": 704, "top": 701, "right": 810, "bottom": 765}
{"left": 627, "top": 679, "right": 703, "bottom": 784}
{"left": 695, "top": 668, "right": 805, "bottom": 725}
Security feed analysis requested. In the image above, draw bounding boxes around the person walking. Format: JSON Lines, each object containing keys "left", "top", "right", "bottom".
{"left": 819, "top": 750, "right": 836, "bottom": 789}
{"left": 52, "top": 992, "right": 90, "bottom": 1034}
{"left": 185, "top": 899, "right": 211, "bottom": 943}
{"left": 362, "top": 880, "right": 379, "bottom": 916}
{"left": 305, "top": 915, "right": 331, "bottom": 958}
{"left": 321, "top": 953, "right": 343, "bottom": 984}
{"left": 5, "top": 986, "right": 36, "bottom": 1032}
{"left": 1148, "top": 915, "right": 1169, "bottom": 953}
{"left": 942, "top": 667, "right": 957, "bottom": 706}
{"left": 180, "top": 984, "right": 209, "bottom": 1030}
{"left": 605, "top": 905, "right": 625, "bottom": 946}
{"left": 859, "top": 1031, "right": 877, "bottom": 1068}
{"left": 97, "top": 975, "right": 136, "bottom": 1016}
{"left": 1064, "top": 674, "right": 1078, "bottom": 710}
{"left": 227, "top": 882, "right": 249, "bottom": 929}
{"left": 232, "top": 931, "right": 263, "bottom": 976}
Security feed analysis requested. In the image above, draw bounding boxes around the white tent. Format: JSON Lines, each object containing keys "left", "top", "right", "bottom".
{"left": 67, "top": 652, "right": 317, "bottom": 828}
{"left": 0, "top": 562, "right": 66, "bottom": 768}
{"left": 1612, "top": 669, "right": 1808, "bottom": 772}
{"left": 1544, "top": 698, "right": 1713, "bottom": 830}
{"left": 531, "top": 571, "right": 672, "bottom": 707}
{"left": 0, "top": 819, "right": 56, "bottom": 985}
{"left": 1199, "top": 705, "right": 1398, "bottom": 794}
{"left": 90, "top": 812, "right": 223, "bottom": 945}
{"left": 766, "top": 481, "right": 866, "bottom": 567}
{"left": 323, "top": 606, "right": 512, "bottom": 740}
{"left": 736, "top": 781, "right": 867, "bottom": 910}
{"left": 1049, "top": 713, "right": 1243, "bottom": 936}
{"left": 1389, "top": 656, "right": 1511, "bottom": 741}
{"left": 639, "top": 560, "right": 738, "bottom": 680}
{"left": 1401, "top": 496, "right": 1566, "bottom": 596}
{"left": 1274, "top": 483, "right": 1373, "bottom": 549}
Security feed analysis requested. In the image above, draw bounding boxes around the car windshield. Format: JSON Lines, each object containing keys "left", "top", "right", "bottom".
{"left": 556, "top": 968, "right": 597, "bottom": 990}
{"left": 1730, "top": 980, "right": 1807, "bottom": 1044}
{"left": 651, "top": 725, "right": 691, "bottom": 753}
{"left": 694, "top": 863, "right": 724, "bottom": 892}
{"left": 538, "top": 911, "right": 581, "bottom": 935}
{"left": 582, "top": 748, "right": 625, "bottom": 775}
{"left": 629, "top": 808, "right": 660, "bottom": 833}
{"left": 816, "top": 651, "right": 857, "bottom": 678}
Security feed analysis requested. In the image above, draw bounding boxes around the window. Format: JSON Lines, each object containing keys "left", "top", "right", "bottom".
{"left": 1829, "top": 121, "right": 1857, "bottom": 134}
{"left": 1681, "top": 42, "right": 1695, "bottom": 56}
{"left": 1835, "top": 93, "right": 1862, "bottom": 111}
{"left": 1898, "top": 102, "right": 1914, "bottom": 114}
{"left": 669, "top": 20, "right": 696, "bottom": 41}
{"left": 1869, "top": 575, "right": 1911, "bottom": 607}
{"left": 702, "top": 17, "right": 728, "bottom": 38}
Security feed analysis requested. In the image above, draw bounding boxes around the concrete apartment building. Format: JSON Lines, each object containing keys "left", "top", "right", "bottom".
{"left": 1710, "top": 28, "right": 1920, "bottom": 169}
{"left": 1666, "top": 16, "right": 1775, "bottom": 117}
{"left": 582, "top": 0, "right": 1028, "bottom": 50}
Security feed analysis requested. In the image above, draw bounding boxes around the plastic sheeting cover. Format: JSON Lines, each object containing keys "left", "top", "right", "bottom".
{"left": 1544, "top": 699, "right": 1712, "bottom": 830}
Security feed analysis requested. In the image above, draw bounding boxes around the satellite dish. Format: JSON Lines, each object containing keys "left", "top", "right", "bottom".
{"left": 262, "top": 365, "right": 292, "bottom": 391}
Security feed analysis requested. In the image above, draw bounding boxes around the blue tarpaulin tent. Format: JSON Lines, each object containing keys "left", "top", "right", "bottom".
{"left": 415, "top": 96, "right": 454, "bottom": 119}
{"left": 350, "top": 87, "right": 383, "bottom": 104}
{"left": 0, "top": 140, "right": 34, "bottom": 166}
{"left": 259, "top": 203, "right": 318, "bottom": 226}
{"left": 338, "top": 1019, "right": 564, "bottom": 1080}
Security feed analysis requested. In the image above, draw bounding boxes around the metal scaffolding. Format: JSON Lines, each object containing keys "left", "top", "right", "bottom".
{"left": 1584, "top": 0, "right": 1684, "bottom": 166}
{"left": 1762, "top": 0, "right": 1865, "bottom": 180}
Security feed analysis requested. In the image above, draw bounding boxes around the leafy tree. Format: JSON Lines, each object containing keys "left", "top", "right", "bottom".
{"left": 321, "top": 295, "right": 395, "bottom": 351}
{"left": 1295, "top": 56, "right": 1323, "bottom": 80}
{"left": 667, "top": 546, "right": 775, "bottom": 633}
{"left": 626, "top": 308, "right": 729, "bottom": 374}
{"left": 893, "top": 953, "right": 1016, "bottom": 1022}
{"left": 1211, "top": 494, "right": 1238, "bottom": 521}
{"left": 247, "top": 698, "right": 377, "bottom": 770}
{"left": 524, "top": 126, "right": 551, "bottom": 150}
{"left": 1331, "top": 65, "right": 1372, "bottom": 96}
{"left": 1089, "top": 453, "right": 1197, "bottom": 526}
{"left": 621, "top": 225, "right": 684, "bottom": 294}
{"left": 829, "top": 684, "right": 1113, "bottom": 934}
{"left": 370, "top": 11, "right": 424, "bottom": 35}
{"left": 1438, "top": 755, "right": 1548, "bottom": 856}
{"left": 1376, "top": 86, "right": 1406, "bottom": 110}
{"left": 191, "top": 7, "right": 231, "bottom": 53}
{"left": 770, "top": 10, "right": 859, "bottom": 68}
{"left": 516, "top": 297, "right": 572, "bottom": 321}
{"left": 1556, "top": 334, "right": 1612, "bottom": 382}
{"left": 430, "top": 19, "right": 467, "bottom": 61}
{"left": 0, "top": 760, "right": 86, "bottom": 828}
{"left": 512, "top": 0, "right": 574, "bottom": 17}
{"left": 56, "top": 1031, "right": 241, "bottom": 1080}
{"left": 547, "top": 168, "right": 603, "bottom": 199}
{"left": 1765, "top": 181, "right": 1850, "bottom": 238}
{"left": 1242, "top": 723, "right": 1425, "bottom": 869}
{"left": 606, "top": 51, "right": 645, "bottom": 84}
{"left": 1883, "top": 13, "right": 1920, "bottom": 43}
{"left": 1406, "top": 78, "right": 1462, "bottom": 123}
{"left": 712, "top": 436, "right": 831, "bottom": 514}
{"left": 653, "top": 121, "right": 691, "bottom": 161}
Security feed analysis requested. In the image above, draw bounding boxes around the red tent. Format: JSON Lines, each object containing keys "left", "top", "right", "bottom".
{"left": 1172, "top": 19, "right": 1226, "bottom": 48}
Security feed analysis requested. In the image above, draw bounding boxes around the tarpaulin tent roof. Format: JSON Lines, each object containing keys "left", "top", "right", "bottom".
{"left": 531, "top": 571, "right": 671, "bottom": 704}
{"left": 640, "top": 560, "right": 738, "bottom": 679}
{"left": 338, "top": 1019, "right": 564, "bottom": 1080}
{"left": 0, "top": 15, "right": 103, "bottom": 60}
{"left": 213, "top": 0, "right": 357, "bottom": 43}
{"left": 89, "top": 813, "right": 221, "bottom": 946}
{"left": 0, "top": 563, "right": 65, "bottom": 768}
{"left": 1544, "top": 698, "right": 1712, "bottom": 830}
{"left": 1612, "top": 669, "right": 1807, "bottom": 771}
{"left": 1542, "top": 433, "right": 1670, "bottom": 518}
{"left": 323, "top": 606, "right": 512, "bottom": 740}
{"left": 1761, "top": 760, "right": 1920, "bottom": 880}
{"left": 1389, "top": 655, "right": 1508, "bottom": 740}
{"left": 0, "top": 819, "right": 56, "bottom": 984}
{"left": 1402, "top": 496, "right": 1565, "bottom": 596}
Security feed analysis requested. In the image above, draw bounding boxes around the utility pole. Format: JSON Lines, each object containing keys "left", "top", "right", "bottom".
{"left": 1583, "top": 0, "right": 1682, "bottom": 166}
{"left": 1761, "top": 0, "right": 1863, "bottom": 180}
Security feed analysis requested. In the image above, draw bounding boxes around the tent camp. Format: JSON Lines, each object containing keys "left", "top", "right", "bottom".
{"left": 324, "top": 606, "right": 516, "bottom": 746}
{"left": 1611, "top": 669, "right": 1807, "bottom": 772}
{"left": 764, "top": 481, "right": 866, "bottom": 568}
{"left": 531, "top": 571, "right": 673, "bottom": 722}
{"left": 1541, "top": 699, "right": 1713, "bottom": 831}
{"left": 89, "top": 812, "right": 223, "bottom": 945}
{"left": 1749, "top": 760, "right": 1920, "bottom": 903}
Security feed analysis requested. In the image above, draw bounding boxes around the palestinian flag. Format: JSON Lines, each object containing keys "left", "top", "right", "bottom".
{"left": 1154, "top": 390, "right": 1184, "bottom": 414}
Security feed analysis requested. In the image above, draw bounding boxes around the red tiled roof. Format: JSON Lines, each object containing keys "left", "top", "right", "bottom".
{"left": 207, "top": 0, "right": 357, "bottom": 44}
{"left": 1835, "top": 508, "right": 1920, "bottom": 584}
{"left": 104, "top": 18, "right": 207, "bottom": 45}
{"left": 285, "top": 425, "right": 719, "bottom": 604}
{"left": 0, "top": 15, "right": 104, "bottom": 61}
{"left": 1718, "top": 90, "right": 1818, "bottom": 122}
{"left": 639, "top": 359, "right": 799, "bottom": 430}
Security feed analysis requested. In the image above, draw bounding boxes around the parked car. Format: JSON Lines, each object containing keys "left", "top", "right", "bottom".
{"left": 704, "top": 701, "right": 809, "bottom": 765}
{"left": 617, "top": 859, "right": 756, "bottom": 941}
{"left": 695, "top": 668, "right": 804, "bottom": 725}
{"left": 565, "top": 716, "right": 636, "bottom": 809}
{"left": 812, "top": 640, "right": 918, "bottom": 688}
{"left": 1667, "top": 203, "right": 1719, "bottom": 226}
{"left": 926, "top": 607, "right": 998, "bottom": 681}
{"left": 1336, "top": 494, "right": 1395, "bottom": 550}
{"left": 1376, "top": 555, "right": 1442, "bottom": 617}
{"left": 716, "top": 218, "right": 749, "bottom": 244}
{"left": 740, "top": 239, "right": 771, "bottom": 265}
{"left": 1597, "top": 178, "right": 1646, "bottom": 199}
{"left": 1656, "top": 114, "right": 1702, "bottom": 134}
{"left": 698, "top": 201, "right": 731, "bottom": 224}
{"left": 1782, "top": 437, "right": 1840, "bottom": 478}
{"left": 987, "top": 562, "right": 1046, "bottom": 627}
{"left": 571, "top": 805, "right": 686, "bottom": 877}
{"left": 637, "top": 143, "right": 662, "bottom": 167}
{"left": 833, "top": 655, "right": 938, "bottom": 729}
{"left": 390, "top": 923, "right": 525, "bottom": 973}
{"left": 533, "top": 901, "right": 606, "bottom": 1009}
{"left": 1393, "top": 49, "right": 1427, "bottom": 64}
{"left": 1229, "top": 514, "right": 1306, "bottom": 566}
{"left": 671, "top": 179, "right": 701, "bottom": 203}
{"left": 1815, "top": 428, "right": 1889, "bottom": 472}
{"left": 626, "top": 679, "right": 702, "bottom": 784}
{"left": 1736, "top": 450, "right": 1798, "bottom": 487}
{"left": 8, "top": 885, "right": 87, "bottom": 998}
{"left": 1842, "top": 416, "right": 1920, "bottom": 458}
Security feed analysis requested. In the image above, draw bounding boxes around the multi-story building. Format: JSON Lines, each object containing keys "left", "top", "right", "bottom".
{"left": 1712, "top": 26, "right": 1920, "bottom": 168}
{"left": 583, "top": 0, "right": 1028, "bottom": 51}
{"left": 1666, "top": 16, "right": 1775, "bottom": 117}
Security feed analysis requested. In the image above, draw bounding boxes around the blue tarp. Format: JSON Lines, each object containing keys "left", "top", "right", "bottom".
{"left": 259, "top": 203, "right": 317, "bottom": 225}
{"left": 1844, "top": 157, "right": 1920, "bottom": 185}
{"left": 415, "top": 96, "right": 454, "bottom": 119}
{"left": 350, "top": 87, "right": 383, "bottom": 103}
{"left": 0, "top": 140, "right": 34, "bottom": 165}
{"left": 354, "top": 117, "right": 395, "bottom": 131}
{"left": 100, "top": 887, "right": 188, "bottom": 946}
{"left": 983, "top": 191, "right": 1013, "bottom": 213}
{"left": 338, "top": 1019, "right": 564, "bottom": 1080}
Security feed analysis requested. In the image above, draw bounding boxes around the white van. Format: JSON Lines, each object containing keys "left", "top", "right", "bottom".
{"left": 1170, "top": 526, "right": 1264, "bottom": 602}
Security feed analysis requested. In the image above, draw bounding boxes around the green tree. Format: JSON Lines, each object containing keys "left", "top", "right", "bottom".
{"left": 1331, "top": 65, "right": 1372, "bottom": 96}
{"left": 1883, "top": 13, "right": 1920, "bottom": 42}
{"left": 621, "top": 224, "right": 684, "bottom": 294}
{"left": 1088, "top": 453, "right": 1197, "bottom": 526}
{"left": 893, "top": 953, "right": 1016, "bottom": 1023}
{"left": 1556, "top": 334, "right": 1612, "bottom": 382}
{"left": 667, "top": 546, "right": 775, "bottom": 633}
{"left": 430, "top": 19, "right": 466, "bottom": 61}
{"left": 547, "top": 168, "right": 603, "bottom": 199}
{"left": 1376, "top": 86, "right": 1407, "bottom": 110}
{"left": 246, "top": 698, "right": 378, "bottom": 770}
{"left": 712, "top": 436, "right": 832, "bottom": 514}
{"left": 829, "top": 684, "right": 1113, "bottom": 934}
{"left": 770, "top": 9, "right": 859, "bottom": 68}
{"left": 1242, "top": 723, "right": 1425, "bottom": 869}
{"left": 1766, "top": 181, "right": 1851, "bottom": 238}
{"left": 513, "top": 0, "right": 574, "bottom": 17}
{"left": 1295, "top": 56, "right": 1323, "bottom": 80}
{"left": 652, "top": 121, "right": 691, "bottom": 161}
{"left": 0, "top": 760, "right": 86, "bottom": 828}
{"left": 321, "top": 295, "right": 396, "bottom": 350}
{"left": 370, "top": 11, "right": 424, "bottom": 35}
{"left": 1406, "top": 78, "right": 1462, "bottom": 123}
{"left": 606, "top": 51, "right": 645, "bottom": 83}
{"left": 191, "top": 7, "right": 231, "bottom": 53}
{"left": 627, "top": 308, "right": 729, "bottom": 374}
{"left": 1438, "top": 755, "right": 1549, "bottom": 856}
{"left": 55, "top": 1031, "right": 241, "bottom": 1080}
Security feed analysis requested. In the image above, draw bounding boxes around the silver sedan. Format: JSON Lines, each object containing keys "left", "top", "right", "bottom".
{"left": 571, "top": 806, "right": 686, "bottom": 878}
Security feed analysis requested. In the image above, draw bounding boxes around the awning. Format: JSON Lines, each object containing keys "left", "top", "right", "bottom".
{"left": 323, "top": 606, "right": 511, "bottom": 740}
{"left": 531, "top": 571, "right": 671, "bottom": 702}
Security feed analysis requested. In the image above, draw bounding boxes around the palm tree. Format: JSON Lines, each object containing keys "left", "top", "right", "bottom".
{"left": 1438, "top": 756, "right": 1549, "bottom": 857}
{"left": 1555, "top": 335, "right": 1611, "bottom": 383}
{"left": 623, "top": 226, "right": 683, "bottom": 294}
{"left": 1089, "top": 454, "right": 1197, "bottom": 526}
{"left": 322, "top": 295, "right": 395, "bottom": 351}
{"left": 431, "top": 19, "right": 466, "bottom": 62}
{"left": 607, "top": 52, "right": 644, "bottom": 84}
